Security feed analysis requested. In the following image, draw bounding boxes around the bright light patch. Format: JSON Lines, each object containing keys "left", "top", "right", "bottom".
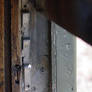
{"left": 28, "top": 64, "right": 32, "bottom": 69}
{"left": 77, "top": 37, "right": 92, "bottom": 92}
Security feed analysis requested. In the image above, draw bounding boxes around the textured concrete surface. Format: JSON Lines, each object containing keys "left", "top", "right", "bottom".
{"left": 51, "top": 23, "right": 76, "bottom": 92}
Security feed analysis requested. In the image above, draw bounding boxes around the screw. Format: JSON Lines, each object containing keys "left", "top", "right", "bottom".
{"left": 26, "top": 84, "right": 30, "bottom": 88}
{"left": 31, "top": 86, "right": 36, "bottom": 91}
{"left": 40, "top": 67, "right": 45, "bottom": 72}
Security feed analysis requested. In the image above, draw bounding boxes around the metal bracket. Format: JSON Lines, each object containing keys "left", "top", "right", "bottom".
{"left": 24, "top": 64, "right": 32, "bottom": 91}
{"left": 13, "top": 64, "right": 21, "bottom": 84}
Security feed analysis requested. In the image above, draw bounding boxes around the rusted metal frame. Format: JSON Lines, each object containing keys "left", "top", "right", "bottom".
{"left": 4, "top": 0, "right": 12, "bottom": 92}
{"left": 11, "top": 0, "right": 21, "bottom": 92}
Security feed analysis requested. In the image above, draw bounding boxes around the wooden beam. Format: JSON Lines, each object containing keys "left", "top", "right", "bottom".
{"left": 11, "top": 0, "right": 20, "bottom": 92}
{"left": 0, "top": 0, "right": 4, "bottom": 91}
{"left": 4, "top": 0, "right": 12, "bottom": 92}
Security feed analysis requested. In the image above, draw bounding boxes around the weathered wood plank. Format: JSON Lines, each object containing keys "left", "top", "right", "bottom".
{"left": 4, "top": 0, "right": 12, "bottom": 92}
{"left": 11, "top": 0, "right": 20, "bottom": 92}
{"left": 0, "top": 0, "right": 4, "bottom": 92}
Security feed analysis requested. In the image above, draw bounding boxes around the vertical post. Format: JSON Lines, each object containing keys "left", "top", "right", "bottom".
{"left": 51, "top": 22, "right": 76, "bottom": 92}
{"left": 4, "top": 0, "right": 12, "bottom": 92}
{"left": 11, "top": 0, "right": 20, "bottom": 92}
{"left": 0, "top": 0, "right": 4, "bottom": 92}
